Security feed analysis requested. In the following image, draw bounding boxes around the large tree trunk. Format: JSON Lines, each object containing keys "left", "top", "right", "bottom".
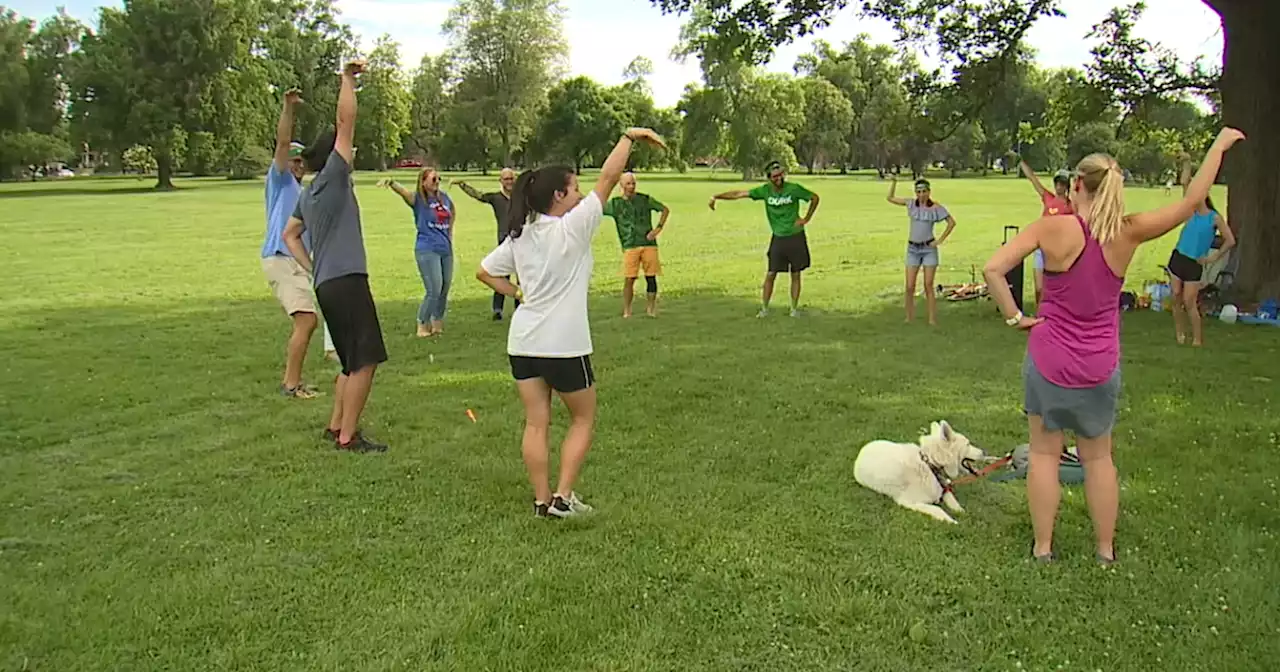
{"left": 154, "top": 154, "right": 175, "bottom": 191}
{"left": 1210, "top": 0, "right": 1280, "bottom": 301}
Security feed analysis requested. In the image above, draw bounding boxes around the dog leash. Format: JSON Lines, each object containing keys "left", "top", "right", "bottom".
{"left": 951, "top": 455, "right": 1014, "bottom": 486}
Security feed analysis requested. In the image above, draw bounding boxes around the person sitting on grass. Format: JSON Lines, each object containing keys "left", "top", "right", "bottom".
{"left": 476, "top": 128, "right": 668, "bottom": 519}
{"left": 887, "top": 176, "right": 956, "bottom": 326}
{"left": 1017, "top": 159, "right": 1075, "bottom": 306}
{"left": 983, "top": 127, "right": 1245, "bottom": 566}
{"left": 708, "top": 161, "right": 819, "bottom": 318}
{"left": 377, "top": 169, "right": 456, "bottom": 338}
{"left": 603, "top": 172, "right": 670, "bottom": 318}
{"left": 283, "top": 60, "right": 389, "bottom": 454}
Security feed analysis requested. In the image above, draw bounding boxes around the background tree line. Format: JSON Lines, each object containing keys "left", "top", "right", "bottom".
{"left": 0, "top": 0, "right": 1220, "bottom": 188}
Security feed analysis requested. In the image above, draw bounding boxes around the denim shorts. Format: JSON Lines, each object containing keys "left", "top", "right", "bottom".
{"left": 905, "top": 242, "right": 939, "bottom": 268}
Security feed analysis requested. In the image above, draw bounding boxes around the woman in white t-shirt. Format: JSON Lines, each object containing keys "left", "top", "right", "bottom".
{"left": 477, "top": 127, "right": 667, "bottom": 519}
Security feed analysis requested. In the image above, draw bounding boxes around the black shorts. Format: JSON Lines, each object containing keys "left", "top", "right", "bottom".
{"left": 1167, "top": 250, "right": 1203, "bottom": 283}
{"left": 315, "top": 273, "right": 388, "bottom": 375}
{"left": 767, "top": 232, "right": 810, "bottom": 273}
{"left": 509, "top": 355, "right": 594, "bottom": 393}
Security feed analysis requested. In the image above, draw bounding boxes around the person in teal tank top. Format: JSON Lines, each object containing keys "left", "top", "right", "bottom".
{"left": 1167, "top": 157, "right": 1235, "bottom": 346}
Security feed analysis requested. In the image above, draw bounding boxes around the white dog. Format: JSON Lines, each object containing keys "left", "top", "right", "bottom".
{"left": 854, "top": 421, "right": 986, "bottom": 524}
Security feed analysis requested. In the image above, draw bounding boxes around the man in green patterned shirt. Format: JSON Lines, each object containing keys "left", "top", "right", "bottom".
{"left": 603, "top": 172, "right": 671, "bottom": 317}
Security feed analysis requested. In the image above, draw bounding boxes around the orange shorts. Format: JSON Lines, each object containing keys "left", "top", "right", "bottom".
{"left": 621, "top": 247, "right": 661, "bottom": 278}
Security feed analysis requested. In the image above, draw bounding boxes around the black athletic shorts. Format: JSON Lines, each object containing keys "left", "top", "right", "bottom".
{"left": 315, "top": 273, "right": 388, "bottom": 375}
{"left": 509, "top": 355, "right": 595, "bottom": 393}
{"left": 1167, "top": 249, "right": 1203, "bottom": 283}
{"left": 767, "top": 232, "right": 810, "bottom": 273}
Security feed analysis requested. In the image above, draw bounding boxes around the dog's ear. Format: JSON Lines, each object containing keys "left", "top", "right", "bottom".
{"left": 938, "top": 420, "right": 954, "bottom": 441}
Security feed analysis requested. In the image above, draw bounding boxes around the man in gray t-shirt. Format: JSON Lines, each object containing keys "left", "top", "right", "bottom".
{"left": 283, "top": 59, "right": 388, "bottom": 454}
{"left": 292, "top": 150, "right": 368, "bottom": 287}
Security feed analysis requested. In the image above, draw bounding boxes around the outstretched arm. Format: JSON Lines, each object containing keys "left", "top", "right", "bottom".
{"left": 273, "top": 89, "right": 302, "bottom": 172}
{"left": 456, "top": 181, "right": 486, "bottom": 203}
{"left": 334, "top": 61, "right": 363, "bottom": 165}
{"left": 1126, "top": 128, "right": 1246, "bottom": 244}
{"left": 886, "top": 177, "right": 909, "bottom": 206}
{"left": 708, "top": 190, "right": 750, "bottom": 210}
{"left": 1018, "top": 160, "right": 1050, "bottom": 198}
{"left": 376, "top": 179, "right": 415, "bottom": 207}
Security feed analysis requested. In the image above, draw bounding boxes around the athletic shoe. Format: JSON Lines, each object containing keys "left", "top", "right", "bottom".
{"left": 789, "top": 308, "right": 801, "bottom": 317}
{"left": 548, "top": 492, "right": 593, "bottom": 518}
{"left": 756, "top": 308, "right": 769, "bottom": 318}
{"left": 336, "top": 433, "right": 388, "bottom": 453}
{"left": 533, "top": 501, "right": 550, "bottom": 518}
{"left": 493, "top": 312, "right": 503, "bottom": 322}
{"left": 281, "top": 383, "right": 319, "bottom": 399}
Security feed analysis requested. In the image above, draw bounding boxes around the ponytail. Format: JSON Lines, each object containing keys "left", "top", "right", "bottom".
{"left": 506, "top": 171, "right": 536, "bottom": 240}
{"left": 504, "top": 165, "right": 575, "bottom": 240}
{"left": 1075, "top": 153, "right": 1126, "bottom": 245}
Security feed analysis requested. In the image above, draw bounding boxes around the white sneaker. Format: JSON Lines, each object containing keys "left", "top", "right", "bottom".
{"left": 756, "top": 308, "right": 769, "bottom": 318}
{"left": 790, "top": 307, "right": 801, "bottom": 317}
{"left": 548, "top": 492, "right": 593, "bottom": 518}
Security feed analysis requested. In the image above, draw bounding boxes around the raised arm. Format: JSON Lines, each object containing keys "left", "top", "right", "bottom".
{"left": 1018, "top": 159, "right": 1050, "bottom": 198}
{"left": 335, "top": 61, "right": 364, "bottom": 165}
{"left": 708, "top": 190, "right": 750, "bottom": 211}
{"left": 886, "top": 177, "right": 909, "bottom": 206}
{"left": 377, "top": 178, "right": 415, "bottom": 207}
{"left": 593, "top": 128, "right": 667, "bottom": 204}
{"left": 456, "top": 181, "right": 486, "bottom": 203}
{"left": 273, "top": 89, "right": 303, "bottom": 172}
{"left": 1125, "top": 128, "right": 1245, "bottom": 244}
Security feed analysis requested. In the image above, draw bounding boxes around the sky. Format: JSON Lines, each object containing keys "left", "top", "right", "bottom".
{"left": 16, "top": 0, "right": 1224, "bottom": 108}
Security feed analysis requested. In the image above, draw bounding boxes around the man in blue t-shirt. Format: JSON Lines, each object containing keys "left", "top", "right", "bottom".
{"left": 261, "top": 88, "right": 334, "bottom": 399}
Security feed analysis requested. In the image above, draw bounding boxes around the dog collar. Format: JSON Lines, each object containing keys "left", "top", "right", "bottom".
{"left": 922, "top": 454, "right": 955, "bottom": 497}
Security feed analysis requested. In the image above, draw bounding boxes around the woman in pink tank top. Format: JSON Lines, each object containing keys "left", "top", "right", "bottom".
{"left": 983, "top": 128, "right": 1245, "bottom": 566}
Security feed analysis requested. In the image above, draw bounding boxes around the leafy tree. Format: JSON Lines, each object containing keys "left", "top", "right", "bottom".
{"left": 407, "top": 54, "right": 454, "bottom": 162}
{"left": 260, "top": 0, "right": 356, "bottom": 146}
{"left": 794, "top": 76, "right": 854, "bottom": 173}
{"left": 0, "top": 130, "right": 72, "bottom": 179}
{"left": 940, "top": 122, "right": 985, "bottom": 177}
{"left": 71, "top": 0, "right": 258, "bottom": 189}
{"left": 352, "top": 35, "right": 411, "bottom": 170}
{"left": 444, "top": 0, "right": 569, "bottom": 166}
{"left": 528, "top": 76, "right": 626, "bottom": 171}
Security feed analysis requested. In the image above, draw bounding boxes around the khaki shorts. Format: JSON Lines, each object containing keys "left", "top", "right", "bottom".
{"left": 262, "top": 255, "right": 317, "bottom": 315}
{"left": 622, "top": 247, "right": 661, "bottom": 278}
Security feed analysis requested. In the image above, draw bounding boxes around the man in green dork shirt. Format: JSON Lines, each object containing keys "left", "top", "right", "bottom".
{"left": 603, "top": 172, "right": 671, "bottom": 318}
{"left": 709, "top": 161, "right": 820, "bottom": 317}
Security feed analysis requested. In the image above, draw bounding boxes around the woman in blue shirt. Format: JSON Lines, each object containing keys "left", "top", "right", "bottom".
{"left": 1166, "top": 194, "right": 1233, "bottom": 346}
{"left": 379, "top": 168, "right": 456, "bottom": 337}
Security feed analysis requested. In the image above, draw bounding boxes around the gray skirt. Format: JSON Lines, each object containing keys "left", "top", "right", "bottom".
{"left": 1023, "top": 356, "right": 1121, "bottom": 439}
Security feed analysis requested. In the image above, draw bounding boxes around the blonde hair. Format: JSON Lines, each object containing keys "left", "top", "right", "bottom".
{"left": 1075, "top": 153, "right": 1126, "bottom": 244}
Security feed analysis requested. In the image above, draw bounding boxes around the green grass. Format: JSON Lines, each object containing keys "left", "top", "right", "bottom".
{"left": 1, "top": 170, "right": 1278, "bottom": 671}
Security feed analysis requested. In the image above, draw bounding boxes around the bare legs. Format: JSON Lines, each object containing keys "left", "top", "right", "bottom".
{"left": 789, "top": 271, "right": 802, "bottom": 311}
{"left": 328, "top": 364, "right": 377, "bottom": 444}
{"left": 516, "top": 379, "right": 597, "bottom": 504}
{"left": 284, "top": 311, "right": 318, "bottom": 389}
{"left": 1172, "top": 277, "right": 1204, "bottom": 346}
{"left": 923, "top": 266, "right": 938, "bottom": 325}
{"left": 623, "top": 277, "right": 636, "bottom": 318}
{"left": 762, "top": 271, "right": 777, "bottom": 312}
{"left": 904, "top": 265, "right": 920, "bottom": 322}
{"left": 1026, "top": 414, "right": 1119, "bottom": 561}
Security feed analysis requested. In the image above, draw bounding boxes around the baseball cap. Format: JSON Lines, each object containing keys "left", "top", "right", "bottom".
{"left": 1052, "top": 170, "right": 1072, "bottom": 183}
{"left": 288, "top": 142, "right": 305, "bottom": 158}
{"left": 765, "top": 160, "right": 783, "bottom": 174}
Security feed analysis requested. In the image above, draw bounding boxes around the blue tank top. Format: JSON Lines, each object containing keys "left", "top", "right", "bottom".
{"left": 1175, "top": 210, "right": 1217, "bottom": 259}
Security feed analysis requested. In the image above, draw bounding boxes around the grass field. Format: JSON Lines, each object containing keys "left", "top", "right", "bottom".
{"left": 1, "top": 169, "right": 1278, "bottom": 671}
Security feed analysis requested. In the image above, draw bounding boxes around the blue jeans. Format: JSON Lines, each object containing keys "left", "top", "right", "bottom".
{"left": 415, "top": 249, "right": 453, "bottom": 323}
